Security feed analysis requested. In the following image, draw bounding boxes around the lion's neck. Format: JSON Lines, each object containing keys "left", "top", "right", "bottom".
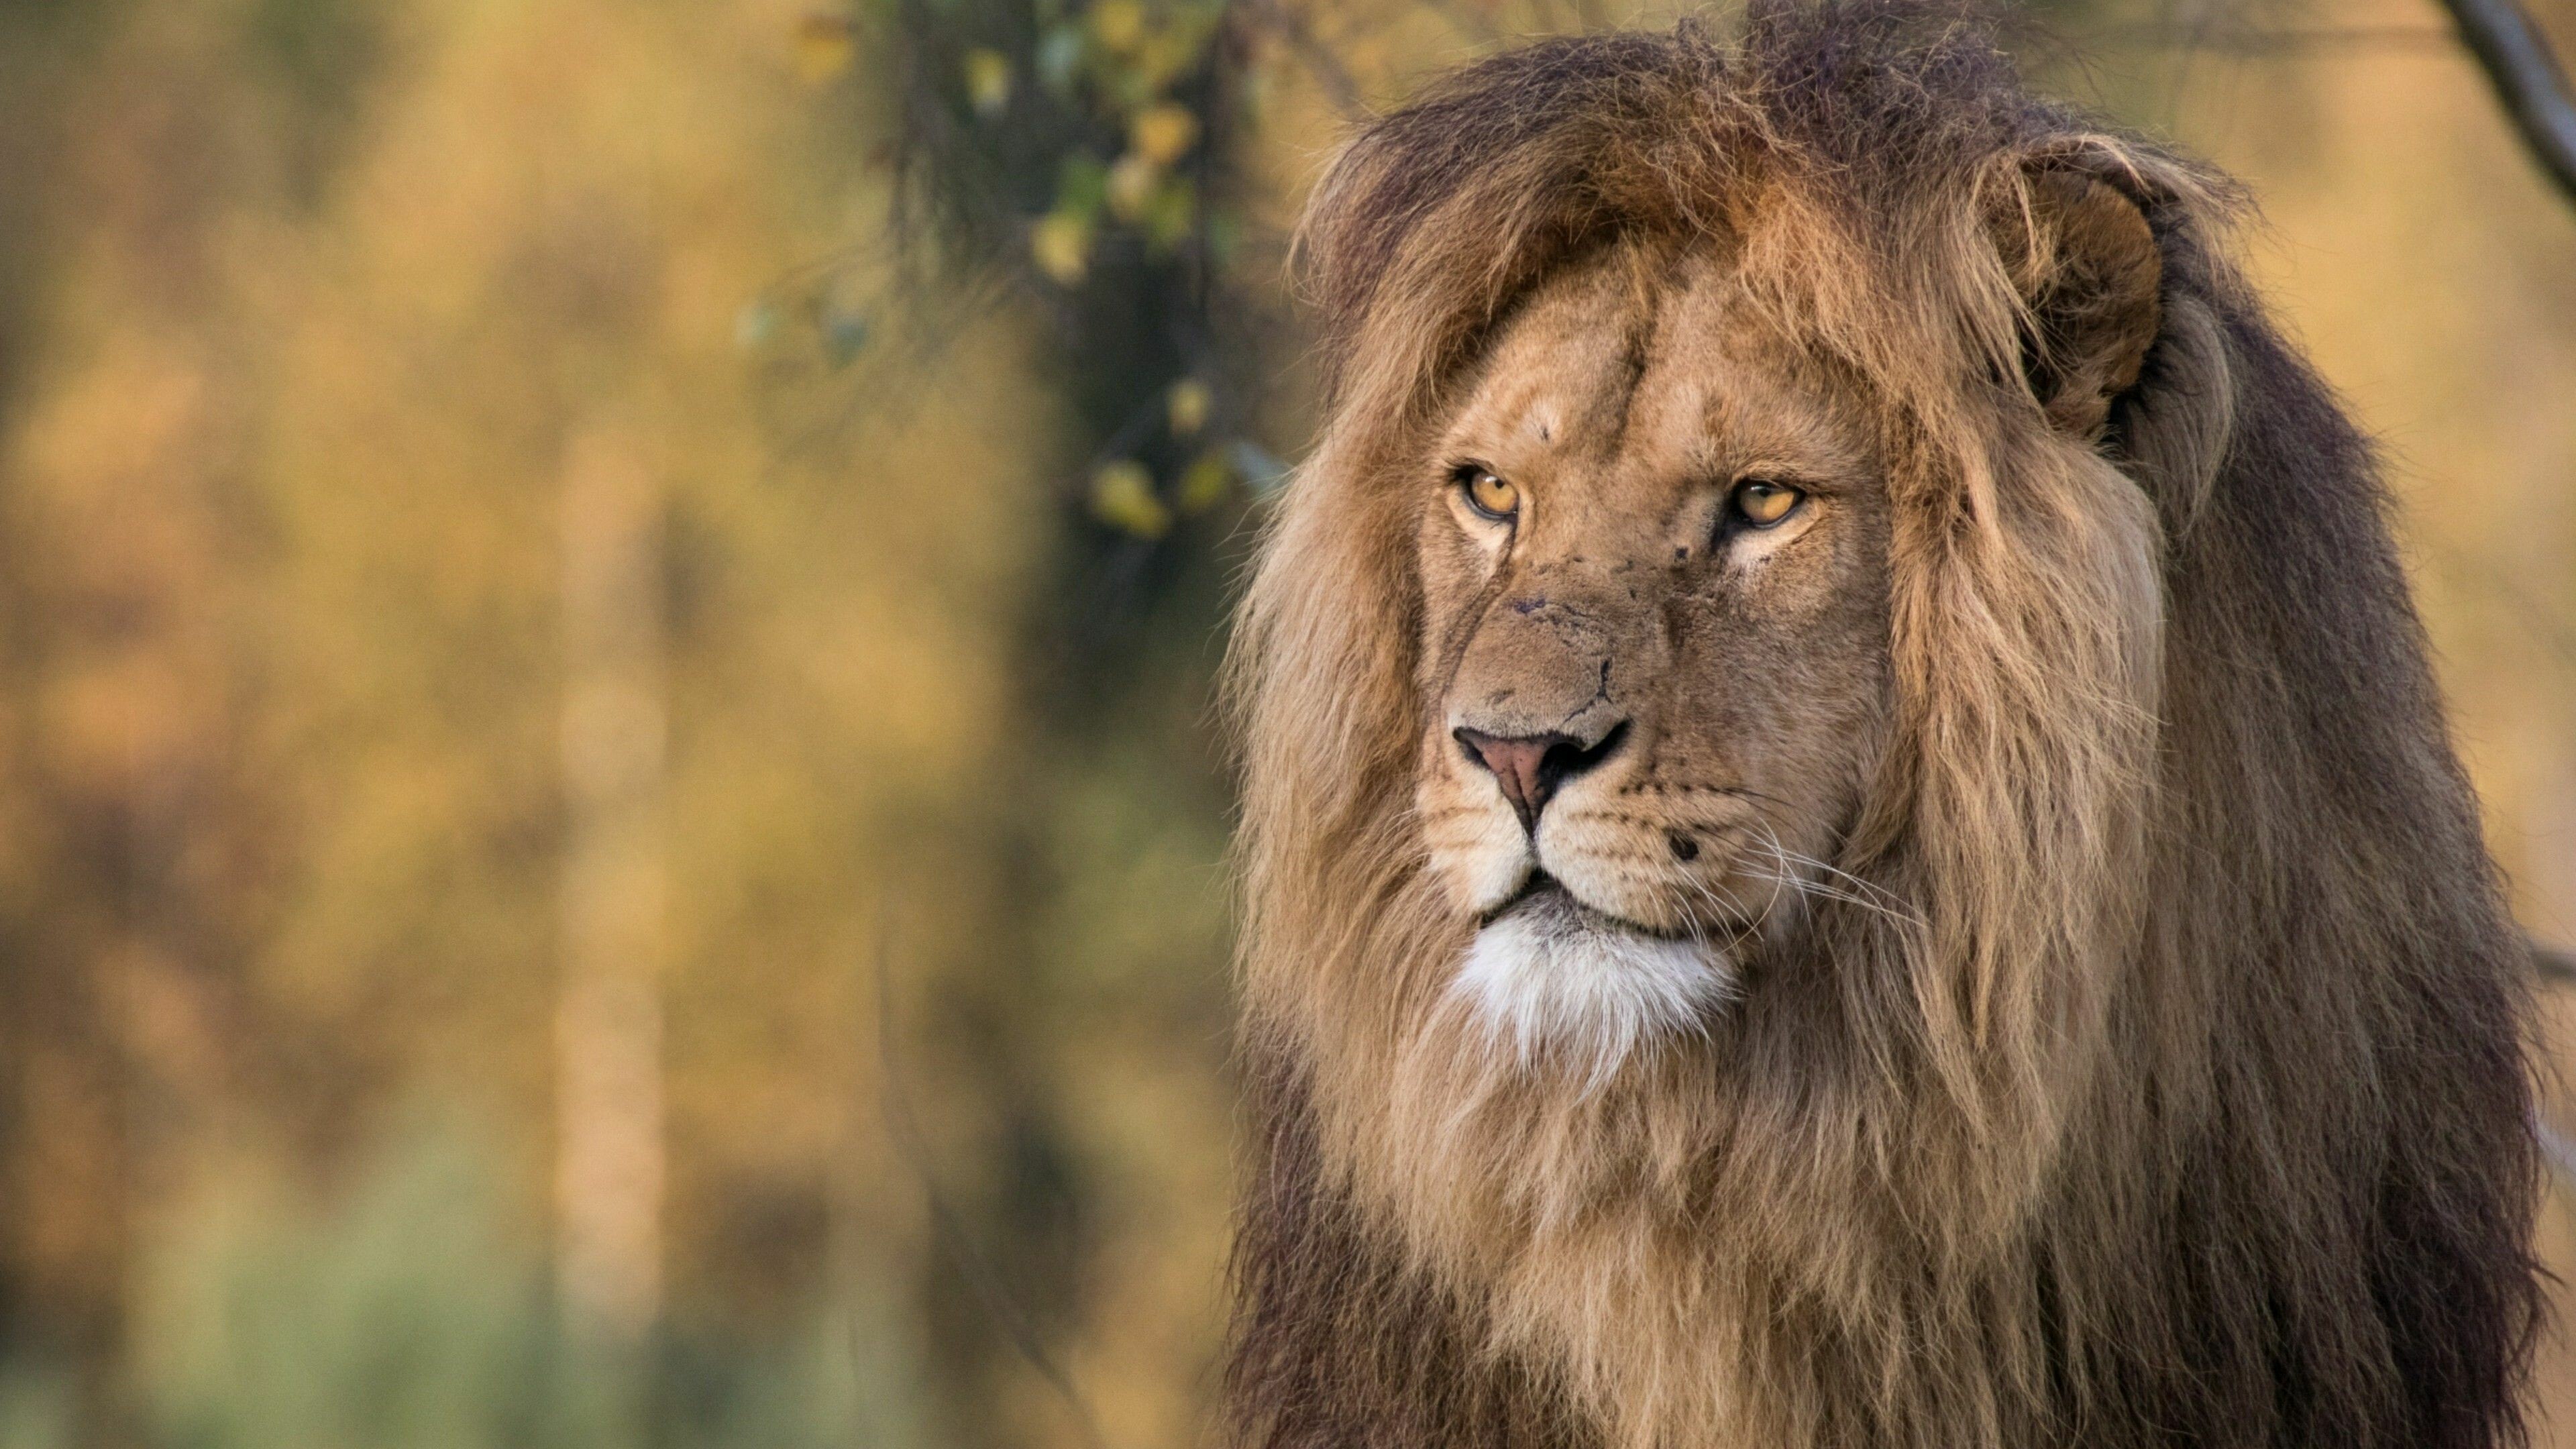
{"left": 1267, "top": 913, "right": 2100, "bottom": 1449}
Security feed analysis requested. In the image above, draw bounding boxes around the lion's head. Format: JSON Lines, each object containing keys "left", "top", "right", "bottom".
{"left": 1412, "top": 241, "right": 1904, "bottom": 1073}
{"left": 1225, "top": 7, "right": 2541, "bottom": 1449}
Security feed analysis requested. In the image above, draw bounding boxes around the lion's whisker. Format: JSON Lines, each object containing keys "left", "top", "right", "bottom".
{"left": 1763, "top": 847, "right": 1919, "bottom": 926}
{"left": 1743, "top": 823, "right": 1921, "bottom": 933}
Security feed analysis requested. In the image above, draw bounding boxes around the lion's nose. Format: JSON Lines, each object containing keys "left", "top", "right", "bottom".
{"left": 1453, "top": 722, "right": 1628, "bottom": 833}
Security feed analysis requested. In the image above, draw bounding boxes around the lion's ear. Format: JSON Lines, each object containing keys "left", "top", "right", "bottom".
{"left": 1989, "top": 166, "right": 2163, "bottom": 437}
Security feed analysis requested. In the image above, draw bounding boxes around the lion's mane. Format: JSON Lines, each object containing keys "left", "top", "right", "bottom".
{"left": 1221, "top": 7, "right": 2544, "bottom": 1448}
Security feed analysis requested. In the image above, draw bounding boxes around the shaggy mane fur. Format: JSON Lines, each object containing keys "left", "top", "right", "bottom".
{"left": 1222, "top": 6, "right": 2544, "bottom": 1448}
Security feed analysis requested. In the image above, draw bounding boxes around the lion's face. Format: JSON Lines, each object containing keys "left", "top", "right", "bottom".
{"left": 1413, "top": 244, "right": 1894, "bottom": 1064}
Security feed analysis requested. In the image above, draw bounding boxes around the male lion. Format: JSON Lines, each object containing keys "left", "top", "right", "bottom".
{"left": 1222, "top": 5, "right": 2545, "bottom": 1448}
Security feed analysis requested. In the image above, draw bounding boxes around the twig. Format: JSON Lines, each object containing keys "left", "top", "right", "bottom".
{"left": 2435, "top": 0, "right": 2576, "bottom": 205}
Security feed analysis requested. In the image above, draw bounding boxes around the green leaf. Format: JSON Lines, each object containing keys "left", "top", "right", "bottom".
{"left": 1177, "top": 449, "right": 1232, "bottom": 513}
{"left": 1203, "top": 206, "right": 1242, "bottom": 267}
{"left": 963, "top": 48, "right": 1012, "bottom": 117}
{"left": 1142, "top": 174, "right": 1195, "bottom": 252}
{"left": 1055, "top": 153, "right": 1110, "bottom": 223}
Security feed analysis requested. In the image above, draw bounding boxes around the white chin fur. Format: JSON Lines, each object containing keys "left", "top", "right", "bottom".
{"left": 1450, "top": 892, "right": 1732, "bottom": 1083}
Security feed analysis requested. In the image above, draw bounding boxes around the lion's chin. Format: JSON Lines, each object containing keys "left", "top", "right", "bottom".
{"left": 1451, "top": 881, "right": 1732, "bottom": 1084}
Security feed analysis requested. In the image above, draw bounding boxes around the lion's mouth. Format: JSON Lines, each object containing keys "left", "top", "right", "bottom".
{"left": 1483, "top": 870, "right": 1687, "bottom": 941}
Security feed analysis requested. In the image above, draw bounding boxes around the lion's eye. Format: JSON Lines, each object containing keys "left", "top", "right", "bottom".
{"left": 1729, "top": 479, "right": 1804, "bottom": 528}
{"left": 1460, "top": 468, "right": 1520, "bottom": 523}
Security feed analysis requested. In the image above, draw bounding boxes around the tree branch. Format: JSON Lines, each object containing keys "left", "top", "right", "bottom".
{"left": 2435, "top": 0, "right": 2576, "bottom": 205}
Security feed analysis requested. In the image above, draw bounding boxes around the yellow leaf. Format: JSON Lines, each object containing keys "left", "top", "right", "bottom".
{"left": 1177, "top": 449, "right": 1232, "bottom": 513}
{"left": 1030, "top": 211, "right": 1091, "bottom": 285}
{"left": 1090, "top": 460, "right": 1171, "bottom": 538}
{"left": 1166, "top": 378, "right": 1210, "bottom": 436}
{"left": 963, "top": 48, "right": 1013, "bottom": 116}
{"left": 1106, "top": 154, "right": 1158, "bottom": 222}
{"left": 793, "top": 14, "right": 856, "bottom": 84}
{"left": 1089, "top": 0, "right": 1146, "bottom": 54}
{"left": 1128, "top": 102, "right": 1198, "bottom": 166}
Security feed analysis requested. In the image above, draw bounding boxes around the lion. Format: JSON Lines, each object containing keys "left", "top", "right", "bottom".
{"left": 1220, "top": 6, "right": 2546, "bottom": 1449}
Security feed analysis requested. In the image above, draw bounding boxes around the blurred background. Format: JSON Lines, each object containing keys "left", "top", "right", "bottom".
{"left": 0, "top": 0, "right": 2569, "bottom": 1444}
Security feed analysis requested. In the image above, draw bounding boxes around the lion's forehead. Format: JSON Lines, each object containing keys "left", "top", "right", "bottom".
{"left": 1446, "top": 251, "right": 1866, "bottom": 501}
{"left": 1448, "top": 272, "right": 1652, "bottom": 459}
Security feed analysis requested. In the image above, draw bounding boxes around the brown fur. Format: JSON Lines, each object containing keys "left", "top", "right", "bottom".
{"left": 1222, "top": 7, "right": 2544, "bottom": 1448}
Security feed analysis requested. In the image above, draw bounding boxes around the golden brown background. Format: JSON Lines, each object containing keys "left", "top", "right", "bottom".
{"left": 0, "top": 0, "right": 2569, "bottom": 1444}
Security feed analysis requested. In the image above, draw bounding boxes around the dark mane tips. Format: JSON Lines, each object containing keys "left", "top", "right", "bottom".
{"left": 1292, "top": 4, "right": 2235, "bottom": 426}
